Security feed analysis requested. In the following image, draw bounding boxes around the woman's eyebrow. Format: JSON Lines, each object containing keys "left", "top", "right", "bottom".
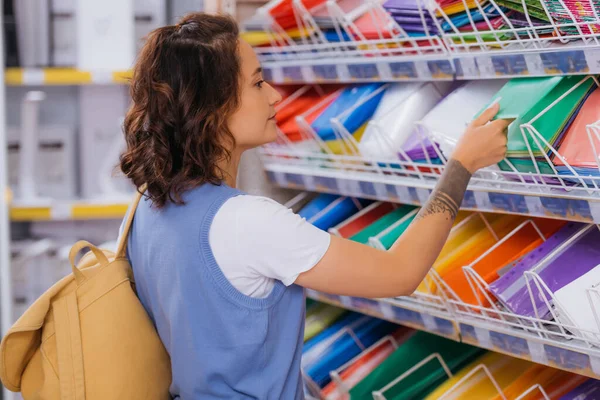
{"left": 252, "top": 67, "right": 263, "bottom": 76}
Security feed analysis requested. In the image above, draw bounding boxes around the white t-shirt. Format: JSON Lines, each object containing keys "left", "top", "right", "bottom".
{"left": 209, "top": 195, "right": 332, "bottom": 298}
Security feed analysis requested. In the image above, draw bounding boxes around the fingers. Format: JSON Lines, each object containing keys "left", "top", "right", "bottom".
{"left": 488, "top": 118, "right": 512, "bottom": 131}
{"left": 471, "top": 101, "right": 500, "bottom": 127}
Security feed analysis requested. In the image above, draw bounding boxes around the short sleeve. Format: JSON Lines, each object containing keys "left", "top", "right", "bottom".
{"left": 211, "top": 195, "right": 331, "bottom": 287}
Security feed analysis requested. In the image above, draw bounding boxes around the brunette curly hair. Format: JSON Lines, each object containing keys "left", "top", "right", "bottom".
{"left": 120, "top": 13, "right": 240, "bottom": 208}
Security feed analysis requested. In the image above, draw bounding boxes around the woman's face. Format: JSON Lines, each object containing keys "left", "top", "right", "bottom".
{"left": 227, "top": 39, "right": 282, "bottom": 150}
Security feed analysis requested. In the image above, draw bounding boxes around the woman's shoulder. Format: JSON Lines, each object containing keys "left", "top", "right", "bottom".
{"left": 217, "top": 194, "right": 289, "bottom": 223}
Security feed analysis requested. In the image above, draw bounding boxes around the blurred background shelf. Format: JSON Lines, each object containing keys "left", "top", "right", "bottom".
{"left": 5, "top": 68, "right": 132, "bottom": 86}
{"left": 9, "top": 199, "right": 129, "bottom": 221}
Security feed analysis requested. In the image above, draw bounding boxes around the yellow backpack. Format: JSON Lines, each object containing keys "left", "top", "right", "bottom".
{"left": 0, "top": 189, "right": 172, "bottom": 399}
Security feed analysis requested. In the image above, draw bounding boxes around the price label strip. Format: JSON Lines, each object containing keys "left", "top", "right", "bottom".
{"left": 527, "top": 340, "right": 549, "bottom": 364}
{"left": 524, "top": 53, "right": 545, "bottom": 76}
{"left": 476, "top": 56, "right": 496, "bottom": 77}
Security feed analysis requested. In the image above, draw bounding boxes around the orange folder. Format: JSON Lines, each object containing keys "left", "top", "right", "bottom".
{"left": 278, "top": 92, "right": 340, "bottom": 142}
{"left": 441, "top": 218, "right": 566, "bottom": 306}
{"left": 430, "top": 215, "right": 526, "bottom": 296}
{"left": 493, "top": 364, "right": 588, "bottom": 400}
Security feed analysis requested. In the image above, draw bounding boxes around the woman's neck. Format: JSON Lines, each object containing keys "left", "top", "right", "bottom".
{"left": 221, "top": 149, "right": 242, "bottom": 188}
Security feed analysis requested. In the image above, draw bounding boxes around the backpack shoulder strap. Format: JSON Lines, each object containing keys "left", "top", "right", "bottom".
{"left": 116, "top": 185, "right": 146, "bottom": 259}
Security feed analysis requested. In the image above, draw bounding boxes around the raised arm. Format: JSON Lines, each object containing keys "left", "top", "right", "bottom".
{"left": 295, "top": 103, "right": 510, "bottom": 298}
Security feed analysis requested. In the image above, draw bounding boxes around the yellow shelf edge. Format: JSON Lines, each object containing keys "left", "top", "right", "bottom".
{"left": 5, "top": 68, "right": 133, "bottom": 85}
{"left": 9, "top": 201, "right": 129, "bottom": 221}
{"left": 10, "top": 207, "right": 52, "bottom": 221}
{"left": 71, "top": 204, "right": 129, "bottom": 220}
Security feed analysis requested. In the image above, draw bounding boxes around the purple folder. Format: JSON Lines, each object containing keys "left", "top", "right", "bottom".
{"left": 559, "top": 379, "right": 600, "bottom": 400}
{"left": 489, "top": 223, "right": 600, "bottom": 319}
{"left": 391, "top": 14, "right": 434, "bottom": 24}
{"left": 399, "top": 131, "right": 440, "bottom": 161}
{"left": 395, "top": 21, "right": 439, "bottom": 33}
{"left": 384, "top": 0, "right": 421, "bottom": 10}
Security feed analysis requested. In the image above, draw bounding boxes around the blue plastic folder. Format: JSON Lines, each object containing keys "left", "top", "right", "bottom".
{"left": 300, "top": 196, "right": 371, "bottom": 231}
{"left": 311, "top": 84, "right": 386, "bottom": 141}
{"left": 298, "top": 193, "right": 340, "bottom": 221}
{"left": 305, "top": 317, "right": 397, "bottom": 387}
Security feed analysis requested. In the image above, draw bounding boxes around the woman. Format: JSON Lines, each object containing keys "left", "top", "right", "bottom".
{"left": 120, "top": 12, "right": 510, "bottom": 399}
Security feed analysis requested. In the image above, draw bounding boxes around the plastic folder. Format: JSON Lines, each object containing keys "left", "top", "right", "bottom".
{"left": 304, "top": 303, "right": 347, "bottom": 342}
{"left": 425, "top": 352, "right": 533, "bottom": 400}
{"left": 279, "top": 91, "right": 341, "bottom": 141}
{"left": 298, "top": 193, "right": 341, "bottom": 221}
{"left": 321, "top": 327, "right": 415, "bottom": 399}
{"left": 495, "top": 364, "right": 588, "bottom": 400}
{"left": 352, "top": 9, "right": 397, "bottom": 39}
{"left": 481, "top": 76, "right": 594, "bottom": 158}
{"left": 269, "top": 0, "right": 327, "bottom": 29}
{"left": 349, "top": 205, "right": 418, "bottom": 245}
{"left": 359, "top": 82, "right": 449, "bottom": 159}
{"left": 369, "top": 208, "right": 419, "bottom": 250}
{"left": 307, "top": 197, "right": 370, "bottom": 231}
{"left": 560, "top": 379, "right": 600, "bottom": 399}
{"left": 554, "top": 263, "right": 600, "bottom": 340}
{"left": 325, "top": 121, "right": 368, "bottom": 155}
{"left": 303, "top": 312, "right": 366, "bottom": 366}
{"left": 420, "top": 80, "right": 508, "bottom": 158}
{"left": 441, "top": 218, "right": 565, "bottom": 306}
{"left": 555, "top": 87, "right": 600, "bottom": 169}
{"left": 305, "top": 318, "right": 398, "bottom": 387}
{"left": 240, "top": 28, "right": 314, "bottom": 46}
{"left": 435, "top": 214, "right": 521, "bottom": 277}
{"left": 331, "top": 202, "right": 397, "bottom": 238}
{"left": 312, "top": 84, "right": 386, "bottom": 142}
{"left": 416, "top": 213, "right": 496, "bottom": 293}
{"left": 349, "top": 331, "right": 485, "bottom": 399}
{"left": 489, "top": 223, "right": 600, "bottom": 318}
{"left": 276, "top": 87, "right": 337, "bottom": 126}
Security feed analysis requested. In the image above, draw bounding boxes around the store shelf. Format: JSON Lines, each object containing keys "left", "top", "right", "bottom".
{"left": 307, "top": 289, "right": 600, "bottom": 381}
{"left": 261, "top": 46, "right": 600, "bottom": 83}
{"left": 306, "top": 289, "right": 459, "bottom": 340}
{"left": 10, "top": 199, "right": 129, "bottom": 221}
{"left": 264, "top": 163, "right": 600, "bottom": 223}
{"left": 249, "top": 0, "right": 600, "bottom": 84}
{"left": 5, "top": 68, "right": 132, "bottom": 86}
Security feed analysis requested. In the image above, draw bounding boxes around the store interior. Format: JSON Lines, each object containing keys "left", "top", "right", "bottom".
{"left": 4, "top": 0, "right": 600, "bottom": 399}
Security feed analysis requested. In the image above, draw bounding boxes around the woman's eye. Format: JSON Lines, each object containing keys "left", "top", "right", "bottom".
{"left": 255, "top": 80, "right": 264, "bottom": 88}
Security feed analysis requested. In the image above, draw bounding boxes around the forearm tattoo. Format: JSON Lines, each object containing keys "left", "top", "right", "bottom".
{"left": 415, "top": 159, "right": 472, "bottom": 222}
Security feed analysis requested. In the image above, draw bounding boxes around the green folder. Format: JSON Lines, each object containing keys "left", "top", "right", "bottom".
{"left": 349, "top": 205, "right": 418, "bottom": 245}
{"left": 371, "top": 209, "right": 419, "bottom": 250}
{"left": 479, "top": 76, "right": 594, "bottom": 158}
{"left": 349, "top": 331, "right": 485, "bottom": 400}
{"left": 498, "top": 158, "right": 555, "bottom": 175}
{"left": 304, "top": 303, "right": 346, "bottom": 342}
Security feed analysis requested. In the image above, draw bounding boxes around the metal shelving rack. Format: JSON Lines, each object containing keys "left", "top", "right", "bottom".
{"left": 251, "top": 0, "right": 600, "bottom": 386}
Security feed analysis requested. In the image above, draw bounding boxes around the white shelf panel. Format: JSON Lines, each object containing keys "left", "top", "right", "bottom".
{"left": 264, "top": 163, "right": 600, "bottom": 223}
{"left": 307, "top": 289, "right": 600, "bottom": 380}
